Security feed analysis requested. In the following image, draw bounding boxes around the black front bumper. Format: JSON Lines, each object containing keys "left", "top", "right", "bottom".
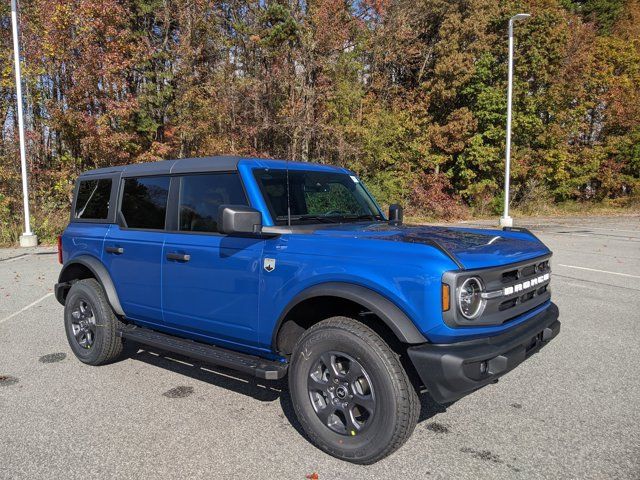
{"left": 407, "top": 303, "right": 560, "bottom": 404}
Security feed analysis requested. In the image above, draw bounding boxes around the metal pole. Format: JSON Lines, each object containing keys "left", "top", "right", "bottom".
{"left": 500, "top": 13, "right": 530, "bottom": 228}
{"left": 11, "top": 0, "right": 37, "bottom": 246}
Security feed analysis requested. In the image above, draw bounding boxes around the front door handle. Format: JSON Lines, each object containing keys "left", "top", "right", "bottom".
{"left": 166, "top": 252, "right": 190, "bottom": 262}
{"left": 105, "top": 246, "right": 124, "bottom": 255}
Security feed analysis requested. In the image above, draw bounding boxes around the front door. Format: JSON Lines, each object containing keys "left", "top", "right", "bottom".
{"left": 161, "top": 172, "right": 263, "bottom": 348}
{"left": 103, "top": 175, "right": 170, "bottom": 324}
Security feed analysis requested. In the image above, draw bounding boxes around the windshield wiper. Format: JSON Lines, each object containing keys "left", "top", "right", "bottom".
{"left": 276, "top": 215, "right": 340, "bottom": 224}
{"left": 341, "top": 214, "right": 383, "bottom": 221}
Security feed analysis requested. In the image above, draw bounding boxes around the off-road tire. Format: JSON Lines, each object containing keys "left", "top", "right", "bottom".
{"left": 64, "top": 278, "right": 125, "bottom": 365}
{"left": 289, "top": 316, "right": 420, "bottom": 464}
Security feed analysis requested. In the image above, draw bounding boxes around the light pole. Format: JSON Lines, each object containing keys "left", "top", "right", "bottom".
{"left": 500, "top": 13, "right": 530, "bottom": 228}
{"left": 11, "top": 0, "right": 37, "bottom": 247}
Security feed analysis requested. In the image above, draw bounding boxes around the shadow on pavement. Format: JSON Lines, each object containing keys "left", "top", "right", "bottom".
{"left": 131, "top": 348, "right": 284, "bottom": 402}
{"left": 130, "top": 346, "right": 448, "bottom": 440}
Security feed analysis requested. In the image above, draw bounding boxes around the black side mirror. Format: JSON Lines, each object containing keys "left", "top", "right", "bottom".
{"left": 388, "top": 204, "right": 403, "bottom": 226}
{"left": 218, "top": 205, "right": 263, "bottom": 235}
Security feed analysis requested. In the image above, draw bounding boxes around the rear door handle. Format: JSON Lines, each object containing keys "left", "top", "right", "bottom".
{"left": 166, "top": 252, "right": 190, "bottom": 262}
{"left": 105, "top": 246, "right": 124, "bottom": 255}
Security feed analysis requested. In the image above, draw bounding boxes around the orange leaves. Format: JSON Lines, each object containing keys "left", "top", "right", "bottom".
{"left": 429, "top": 108, "right": 477, "bottom": 155}
{"left": 1, "top": 0, "right": 639, "bottom": 239}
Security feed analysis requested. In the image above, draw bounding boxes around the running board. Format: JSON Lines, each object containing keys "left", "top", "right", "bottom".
{"left": 118, "top": 326, "right": 288, "bottom": 380}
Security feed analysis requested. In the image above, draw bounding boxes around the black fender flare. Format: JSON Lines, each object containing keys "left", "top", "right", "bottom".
{"left": 272, "top": 282, "right": 428, "bottom": 348}
{"left": 56, "top": 255, "right": 125, "bottom": 316}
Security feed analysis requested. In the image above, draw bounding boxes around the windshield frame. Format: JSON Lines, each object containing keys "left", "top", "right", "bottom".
{"left": 252, "top": 167, "right": 385, "bottom": 226}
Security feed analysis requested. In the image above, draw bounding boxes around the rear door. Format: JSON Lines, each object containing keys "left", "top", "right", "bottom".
{"left": 103, "top": 175, "right": 170, "bottom": 324}
{"left": 161, "top": 172, "right": 263, "bottom": 348}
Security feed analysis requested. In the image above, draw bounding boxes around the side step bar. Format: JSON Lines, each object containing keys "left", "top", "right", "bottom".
{"left": 118, "top": 326, "right": 288, "bottom": 380}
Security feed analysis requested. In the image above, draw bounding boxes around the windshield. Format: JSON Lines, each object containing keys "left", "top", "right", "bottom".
{"left": 253, "top": 168, "right": 383, "bottom": 225}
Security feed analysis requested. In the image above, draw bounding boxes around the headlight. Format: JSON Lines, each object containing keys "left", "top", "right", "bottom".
{"left": 458, "top": 277, "right": 485, "bottom": 319}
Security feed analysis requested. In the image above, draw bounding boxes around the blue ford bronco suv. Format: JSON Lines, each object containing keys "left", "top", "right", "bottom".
{"left": 56, "top": 156, "right": 560, "bottom": 464}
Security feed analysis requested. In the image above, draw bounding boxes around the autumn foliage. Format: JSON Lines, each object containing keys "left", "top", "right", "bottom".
{"left": 0, "top": 0, "right": 639, "bottom": 243}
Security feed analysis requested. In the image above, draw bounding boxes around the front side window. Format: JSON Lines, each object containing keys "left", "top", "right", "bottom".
{"left": 74, "top": 178, "right": 112, "bottom": 220}
{"left": 253, "top": 169, "right": 382, "bottom": 225}
{"left": 120, "top": 176, "right": 170, "bottom": 230}
{"left": 179, "top": 173, "right": 248, "bottom": 233}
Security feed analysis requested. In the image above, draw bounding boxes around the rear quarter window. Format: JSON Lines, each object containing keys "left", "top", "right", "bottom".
{"left": 74, "top": 178, "right": 112, "bottom": 220}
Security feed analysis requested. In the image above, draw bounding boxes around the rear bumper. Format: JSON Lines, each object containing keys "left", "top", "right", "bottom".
{"left": 407, "top": 302, "right": 560, "bottom": 404}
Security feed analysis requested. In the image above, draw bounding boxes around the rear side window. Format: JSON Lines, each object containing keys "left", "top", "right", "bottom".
{"left": 179, "top": 173, "right": 247, "bottom": 233}
{"left": 121, "top": 176, "right": 170, "bottom": 230}
{"left": 74, "top": 178, "right": 112, "bottom": 220}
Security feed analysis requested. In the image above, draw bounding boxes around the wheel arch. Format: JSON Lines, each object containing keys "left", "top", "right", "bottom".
{"left": 56, "top": 255, "right": 125, "bottom": 316}
{"left": 272, "top": 282, "right": 427, "bottom": 355}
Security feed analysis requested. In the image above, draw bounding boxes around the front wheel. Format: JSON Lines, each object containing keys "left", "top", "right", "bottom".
{"left": 289, "top": 317, "right": 419, "bottom": 464}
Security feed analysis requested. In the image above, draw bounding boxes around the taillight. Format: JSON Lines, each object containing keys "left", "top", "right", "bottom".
{"left": 57, "top": 235, "right": 63, "bottom": 264}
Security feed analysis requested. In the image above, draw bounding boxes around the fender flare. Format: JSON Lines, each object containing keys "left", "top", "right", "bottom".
{"left": 56, "top": 255, "right": 125, "bottom": 316}
{"left": 272, "top": 282, "right": 428, "bottom": 348}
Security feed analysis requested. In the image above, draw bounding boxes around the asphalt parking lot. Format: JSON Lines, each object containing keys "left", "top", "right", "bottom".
{"left": 1, "top": 214, "right": 639, "bottom": 480}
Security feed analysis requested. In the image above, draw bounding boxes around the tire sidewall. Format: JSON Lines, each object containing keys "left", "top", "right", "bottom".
{"left": 64, "top": 281, "right": 111, "bottom": 364}
{"left": 289, "top": 324, "right": 402, "bottom": 461}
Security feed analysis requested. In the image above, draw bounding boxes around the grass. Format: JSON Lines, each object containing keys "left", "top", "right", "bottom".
{"left": 1, "top": 212, "right": 68, "bottom": 247}
{"left": 404, "top": 197, "right": 639, "bottom": 225}
{"left": 510, "top": 195, "right": 640, "bottom": 218}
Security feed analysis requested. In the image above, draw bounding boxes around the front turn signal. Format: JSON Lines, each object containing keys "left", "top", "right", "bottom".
{"left": 442, "top": 284, "right": 450, "bottom": 312}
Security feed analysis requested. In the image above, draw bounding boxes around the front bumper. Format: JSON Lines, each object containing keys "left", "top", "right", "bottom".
{"left": 407, "top": 302, "right": 560, "bottom": 404}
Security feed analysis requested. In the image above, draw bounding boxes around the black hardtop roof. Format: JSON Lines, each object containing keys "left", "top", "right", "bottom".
{"left": 79, "top": 155, "right": 253, "bottom": 178}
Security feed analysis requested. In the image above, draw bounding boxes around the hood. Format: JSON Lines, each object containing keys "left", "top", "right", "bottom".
{"left": 310, "top": 223, "right": 550, "bottom": 270}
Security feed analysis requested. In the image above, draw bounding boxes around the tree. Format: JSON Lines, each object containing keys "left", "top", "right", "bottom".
{"left": 0, "top": 0, "right": 638, "bottom": 244}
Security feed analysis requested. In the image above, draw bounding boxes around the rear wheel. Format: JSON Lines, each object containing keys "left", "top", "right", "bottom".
{"left": 64, "top": 278, "right": 125, "bottom": 365}
{"left": 289, "top": 316, "right": 419, "bottom": 464}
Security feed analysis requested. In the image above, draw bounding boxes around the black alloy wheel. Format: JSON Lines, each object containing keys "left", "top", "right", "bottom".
{"left": 70, "top": 298, "right": 97, "bottom": 349}
{"left": 308, "top": 351, "right": 376, "bottom": 436}
{"left": 289, "top": 316, "right": 420, "bottom": 464}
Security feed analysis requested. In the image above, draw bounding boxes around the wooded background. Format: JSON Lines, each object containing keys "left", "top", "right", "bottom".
{"left": 1, "top": 0, "right": 639, "bottom": 243}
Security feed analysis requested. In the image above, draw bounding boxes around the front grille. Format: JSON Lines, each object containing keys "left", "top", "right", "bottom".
{"left": 499, "top": 298, "right": 518, "bottom": 311}
{"left": 521, "top": 264, "right": 537, "bottom": 278}
{"left": 494, "top": 259, "right": 551, "bottom": 319}
{"left": 502, "top": 270, "right": 519, "bottom": 283}
{"left": 442, "top": 254, "right": 552, "bottom": 328}
{"left": 500, "top": 284, "right": 547, "bottom": 312}
{"left": 501, "top": 259, "right": 550, "bottom": 284}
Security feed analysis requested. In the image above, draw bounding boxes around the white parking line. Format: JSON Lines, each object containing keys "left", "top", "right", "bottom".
{"left": 557, "top": 264, "right": 640, "bottom": 279}
{"left": 0, "top": 292, "right": 54, "bottom": 324}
